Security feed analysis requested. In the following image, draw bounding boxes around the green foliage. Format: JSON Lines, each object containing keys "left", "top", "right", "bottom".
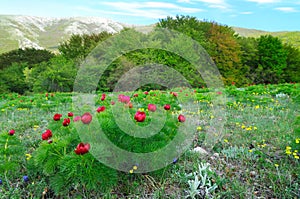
{"left": 31, "top": 113, "right": 118, "bottom": 195}
{"left": 0, "top": 62, "right": 29, "bottom": 94}
{"left": 58, "top": 32, "right": 113, "bottom": 61}
{"left": 0, "top": 48, "right": 54, "bottom": 70}
{"left": 0, "top": 132, "right": 25, "bottom": 179}
{"left": 26, "top": 56, "right": 77, "bottom": 92}
{"left": 256, "top": 35, "right": 287, "bottom": 83}
{"left": 282, "top": 44, "right": 300, "bottom": 83}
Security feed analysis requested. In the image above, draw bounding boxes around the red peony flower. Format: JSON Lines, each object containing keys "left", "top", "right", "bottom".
{"left": 144, "top": 91, "right": 149, "bottom": 95}
{"left": 81, "top": 112, "right": 92, "bottom": 124}
{"left": 134, "top": 111, "right": 146, "bottom": 122}
{"left": 68, "top": 112, "right": 74, "bottom": 117}
{"left": 133, "top": 93, "right": 138, "bottom": 97}
{"left": 125, "top": 102, "right": 133, "bottom": 108}
{"left": 8, "top": 129, "right": 15, "bottom": 136}
{"left": 148, "top": 104, "right": 157, "bottom": 112}
{"left": 118, "top": 94, "right": 130, "bottom": 103}
{"left": 96, "top": 106, "right": 106, "bottom": 113}
{"left": 171, "top": 92, "right": 178, "bottom": 97}
{"left": 101, "top": 93, "right": 106, "bottom": 101}
{"left": 178, "top": 114, "right": 186, "bottom": 123}
{"left": 73, "top": 116, "right": 81, "bottom": 122}
{"left": 62, "top": 118, "right": 71, "bottom": 126}
{"left": 164, "top": 104, "right": 171, "bottom": 110}
{"left": 74, "top": 143, "right": 90, "bottom": 155}
{"left": 42, "top": 129, "right": 52, "bottom": 140}
{"left": 53, "top": 113, "right": 62, "bottom": 121}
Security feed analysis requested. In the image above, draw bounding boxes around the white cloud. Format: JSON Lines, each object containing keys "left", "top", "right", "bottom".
{"left": 76, "top": 2, "right": 204, "bottom": 20}
{"left": 101, "top": 1, "right": 203, "bottom": 14}
{"left": 246, "top": 0, "right": 281, "bottom": 4}
{"left": 240, "top": 11, "right": 253, "bottom": 14}
{"left": 275, "top": 7, "right": 298, "bottom": 12}
{"left": 193, "top": 0, "right": 230, "bottom": 10}
{"left": 177, "top": 0, "right": 191, "bottom": 3}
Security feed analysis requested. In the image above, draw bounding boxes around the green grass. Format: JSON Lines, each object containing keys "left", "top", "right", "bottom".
{"left": 0, "top": 83, "right": 299, "bottom": 198}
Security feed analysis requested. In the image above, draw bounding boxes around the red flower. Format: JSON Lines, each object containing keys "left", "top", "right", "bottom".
{"left": 42, "top": 129, "right": 52, "bottom": 140}
{"left": 111, "top": 101, "right": 115, "bottom": 105}
{"left": 171, "top": 92, "right": 178, "bottom": 97}
{"left": 62, "top": 118, "right": 71, "bottom": 126}
{"left": 178, "top": 114, "right": 186, "bottom": 123}
{"left": 148, "top": 104, "right": 157, "bottom": 112}
{"left": 164, "top": 104, "right": 171, "bottom": 110}
{"left": 118, "top": 94, "right": 130, "bottom": 103}
{"left": 74, "top": 143, "right": 90, "bottom": 155}
{"left": 81, "top": 112, "right": 92, "bottom": 124}
{"left": 133, "top": 93, "right": 138, "bottom": 97}
{"left": 101, "top": 93, "right": 106, "bottom": 101}
{"left": 134, "top": 111, "right": 146, "bottom": 122}
{"left": 73, "top": 116, "right": 81, "bottom": 122}
{"left": 125, "top": 102, "right": 133, "bottom": 108}
{"left": 45, "top": 93, "right": 49, "bottom": 97}
{"left": 68, "top": 112, "right": 74, "bottom": 117}
{"left": 53, "top": 113, "right": 62, "bottom": 121}
{"left": 144, "top": 91, "right": 149, "bottom": 95}
{"left": 216, "top": 91, "right": 222, "bottom": 95}
{"left": 97, "top": 106, "right": 106, "bottom": 113}
{"left": 8, "top": 129, "right": 15, "bottom": 136}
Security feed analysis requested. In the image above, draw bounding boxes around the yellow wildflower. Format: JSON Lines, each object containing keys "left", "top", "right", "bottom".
{"left": 197, "top": 126, "right": 202, "bottom": 131}
{"left": 224, "top": 139, "right": 229, "bottom": 143}
{"left": 294, "top": 155, "right": 299, "bottom": 159}
{"left": 129, "top": 169, "right": 134, "bottom": 174}
{"left": 274, "top": 164, "right": 279, "bottom": 167}
{"left": 25, "top": 154, "right": 32, "bottom": 160}
{"left": 286, "top": 151, "right": 292, "bottom": 155}
{"left": 133, "top": 166, "right": 138, "bottom": 170}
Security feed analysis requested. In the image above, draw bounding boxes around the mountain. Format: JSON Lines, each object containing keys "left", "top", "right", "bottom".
{"left": 0, "top": 15, "right": 125, "bottom": 54}
{"left": 0, "top": 15, "right": 299, "bottom": 54}
{"left": 232, "top": 27, "right": 300, "bottom": 49}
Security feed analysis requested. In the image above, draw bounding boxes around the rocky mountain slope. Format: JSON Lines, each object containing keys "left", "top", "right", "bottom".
{"left": 0, "top": 15, "right": 125, "bottom": 53}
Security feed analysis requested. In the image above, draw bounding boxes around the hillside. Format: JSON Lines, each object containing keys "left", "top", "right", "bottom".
{"left": 233, "top": 27, "right": 300, "bottom": 49}
{"left": 0, "top": 15, "right": 125, "bottom": 54}
{"left": 0, "top": 15, "right": 299, "bottom": 54}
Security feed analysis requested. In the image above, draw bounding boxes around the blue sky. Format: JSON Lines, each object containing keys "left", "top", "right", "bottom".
{"left": 1, "top": 0, "right": 300, "bottom": 31}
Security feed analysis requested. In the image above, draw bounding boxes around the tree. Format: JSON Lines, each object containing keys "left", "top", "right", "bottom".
{"left": 0, "top": 48, "right": 54, "bottom": 70}
{"left": 0, "top": 62, "right": 29, "bottom": 93}
{"left": 58, "top": 32, "right": 113, "bottom": 61}
{"left": 206, "top": 23, "right": 244, "bottom": 85}
{"left": 256, "top": 35, "right": 287, "bottom": 83}
{"left": 27, "top": 56, "right": 76, "bottom": 92}
{"left": 237, "top": 37, "right": 259, "bottom": 83}
{"left": 282, "top": 44, "right": 300, "bottom": 82}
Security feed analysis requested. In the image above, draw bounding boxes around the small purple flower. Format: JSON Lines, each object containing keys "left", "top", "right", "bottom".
{"left": 0, "top": 179, "right": 2, "bottom": 185}
{"left": 23, "top": 176, "right": 29, "bottom": 182}
{"left": 172, "top": 158, "right": 178, "bottom": 164}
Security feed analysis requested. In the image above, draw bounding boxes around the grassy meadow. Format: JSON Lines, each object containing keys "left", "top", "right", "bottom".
{"left": 0, "top": 83, "right": 299, "bottom": 198}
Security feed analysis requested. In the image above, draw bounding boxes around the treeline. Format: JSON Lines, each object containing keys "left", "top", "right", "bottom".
{"left": 0, "top": 15, "right": 299, "bottom": 94}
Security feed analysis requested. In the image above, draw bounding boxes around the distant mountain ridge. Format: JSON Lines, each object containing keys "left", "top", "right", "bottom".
{"left": 0, "top": 15, "right": 125, "bottom": 53}
{"left": 0, "top": 15, "right": 299, "bottom": 54}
